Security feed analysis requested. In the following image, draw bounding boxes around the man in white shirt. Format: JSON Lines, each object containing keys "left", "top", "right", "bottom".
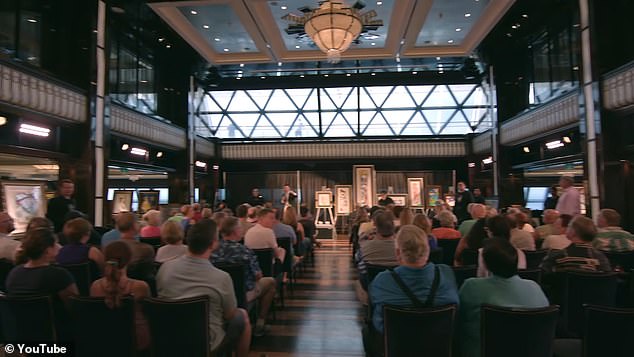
{"left": 0, "top": 212, "right": 20, "bottom": 262}
{"left": 555, "top": 176, "right": 580, "bottom": 216}
{"left": 244, "top": 208, "right": 285, "bottom": 261}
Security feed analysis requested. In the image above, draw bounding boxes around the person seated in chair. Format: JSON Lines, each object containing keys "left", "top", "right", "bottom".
{"left": 593, "top": 208, "right": 634, "bottom": 252}
{"left": 140, "top": 210, "right": 162, "bottom": 238}
{"left": 155, "top": 221, "right": 187, "bottom": 263}
{"left": 458, "top": 238, "right": 549, "bottom": 357}
{"left": 213, "top": 217, "right": 276, "bottom": 337}
{"left": 57, "top": 217, "right": 105, "bottom": 276}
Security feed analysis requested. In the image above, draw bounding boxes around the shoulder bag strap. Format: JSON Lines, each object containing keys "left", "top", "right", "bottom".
{"left": 389, "top": 270, "right": 425, "bottom": 308}
{"left": 423, "top": 265, "right": 441, "bottom": 307}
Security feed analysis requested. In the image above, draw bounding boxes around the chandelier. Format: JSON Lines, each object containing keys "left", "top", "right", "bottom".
{"left": 283, "top": 1, "right": 383, "bottom": 63}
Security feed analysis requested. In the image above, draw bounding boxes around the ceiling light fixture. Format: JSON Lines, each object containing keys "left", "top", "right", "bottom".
{"left": 190, "top": 10, "right": 198, "bottom": 15}
{"left": 300, "top": 75, "right": 305, "bottom": 78}
{"left": 523, "top": 146, "right": 530, "bottom": 153}
{"left": 260, "top": 76, "right": 266, "bottom": 79}
{"left": 468, "top": 162, "right": 476, "bottom": 168}
{"left": 465, "top": 13, "right": 471, "bottom": 17}
{"left": 455, "top": 28, "right": 462, "bottom": 32}
{"left": 223, "top": 48, "right": 229, "bottom": 52}
{"left": 27, "top": 18, "right": 38, "bottom": 23}
{"left": 165, "top": 44, "right": 171, "bottom": 48}
{"left": 448, "top": 39, "right": 454, "bottom": 44}
{"left": 284, "top": 0, "right": 383, "bottom": 63}
{"left": 562, "top": 136, "right": 572, "bottom": 143}
{"left": 239, "top": 63, "right": 244, "bottom": 67}
{"left": 522, "top": 14, "right": 528, "bottom": 18}
{"left": 295, "top": 45, "right": 300, "bottom": 49}
{"left": 214, "top": 38, "right": 220, "bottom": 42}
{"left": 203, "top": 25, "right": 210, "bottom": 29}
{"left": 436, "top": 56, "right": 441, "bottom": 60}
{"left": 346, "top": 73, "right": 351, "bottom": 76}
{"left": 195, "top": 161, "right": 207, "bottom": 168}
{"left": 158, "top": 38, "right": 164, "bottom": 42}
{"left": 412, "top": 71, "right": 418, "bottom": 75}
{"left": 130, "top": 147, "right": 147, "bottom": 156}
{"left": 545, "top": 140, "right": 564, "bottom": 149}
{"left": 156, "top": 152, "right": 163, "bottom": 158}
{"left": 121, "top": 144, "right": 129, "bottom": 151}
{"left": 377, "top": 1, "right": 383, "bottom": 5}
{"left": 482, "top": 157, "right": 493, "bottom": 165}
{"left": 371, "top": 42, "right": 376, "bottom": 46}
{"left": 19, "top": 123, "right": 50, "bottom": 137}
{"left": 0, "top": 116, "right": 7, "bottom": 126}
{"left": 277, "top": 62, "right": 282, "bottom": 66}
{"left": 281, "top": 5, "right": 288, "bottom": 10}
{"left": 371, "top": 72, "right": 376, "bottom": 76}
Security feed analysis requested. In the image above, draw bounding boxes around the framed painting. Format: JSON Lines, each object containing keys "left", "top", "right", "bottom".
{"left": 112, "top": 190, "right": 133, "bottom": 214}
{"left": 353, "top": 165, "right": 376, "bottom": 208}
{"left": 316, "top": 191, "right": 333, "bottom": 208}
{"left": 1, "top": 181, "right": 47, "bottom": 234}
{"left": 426, "top": 185, "right": 442, "bottom": 207}
{"left": 334, "top": 185, "right": 352, "bottom": 215}
{"left": 390, "top": 194, "right": 408, "bottom": 207}
{"left": 407, "top": 178, "right": 424, "bottom": 207}
{"left": 138, "top": 190, "right": 160, "bottom": 214}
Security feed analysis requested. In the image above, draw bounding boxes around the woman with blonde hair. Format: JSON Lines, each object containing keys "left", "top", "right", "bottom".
{"left": 90, "top": 241, "right": 151, "bottom": 352}
{"left": 283, "top": 207, "right": 308, "bottom": 255}
{"left": 413, "top": 214, "right": 438, "bottom": 249}
{"left": 155, "top": 220, "right": 187, "bottom": 263}
{"left": 398, "top": 208, "right": 415, "bottom": 227}
{"left": 140, "top": 210, "right": 161, "bottom": 238}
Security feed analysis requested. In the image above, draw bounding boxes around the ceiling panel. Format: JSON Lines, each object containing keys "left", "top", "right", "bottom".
{"left": 416, "top": 0, "right": 491, "bottom": 47}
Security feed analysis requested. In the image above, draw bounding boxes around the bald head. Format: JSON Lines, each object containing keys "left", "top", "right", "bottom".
{"left": 0, "top": 212, "right": 15, "bottom": 234}
{"left": 470, "top": 204, "right": 486, "bottom": 219}
{"left": 543, "top": 209, "right": 560, "bottom": 225}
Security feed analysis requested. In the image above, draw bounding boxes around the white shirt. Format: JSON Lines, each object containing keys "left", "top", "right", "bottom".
{"left": 556, "top": 186, "right": 581, "bottom": 216}
{"left": 510, "top": 228, "right": 536, "bottom": 251}
{"left": 542, "top": 234, "right": 571, "bottom": 250}
{"left": 244, "top": 223, "right": 278, "bottom": 250}
{"left": 0, "top": 233, "right": 20, "bottom": 262}
{"left": 155, "top": 244, "right": 188, "bottom": 263}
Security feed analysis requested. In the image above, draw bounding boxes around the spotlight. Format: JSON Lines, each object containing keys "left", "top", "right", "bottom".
{"left": 468, "top": 162, "right": 476, "bottom": 168}
{"left": 130, "top": 147, "right": 147, "bottom": 156}
{"left": 0, "top": 116, "right": 7, "bottom": 126}
{"left": 482, "top": 157, "right": 493, "bottom": 165}
{"left": 523, "top": 147, "right": 530, "bottom": 153}
{"left": 562, "top": 136, "right": 571, "bottom": 144}
{"left": 19, "top": 123, "right": 50, "bottom": 137}
{"left": 121, "top": 144, "right": 129, "bottom": 151}
{"left": 156, "top": 151, "right": 163, "bottom": 158}
{"left": 195, "top": 161, "right": 207, "bottom": 168}
{"left": 545, "top": 140, "right": 564, "bottom": 150}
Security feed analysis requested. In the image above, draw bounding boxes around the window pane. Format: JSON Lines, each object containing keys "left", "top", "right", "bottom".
{"left": 422, "top": 85, "right": 456, "bottom": 107}
{"left": 265, "top": 89, "right": 296, "bottom": 111}
{"left": 360, "top": 86, "right": 392, "bottom": 108}
{"left": 228, "top": 91, "right": 259, "bottom": 112}
{"left": 322, "top": 112, "right": 355, "bottom": 137}
{"left": 321, "top": 87, "right": 356, "bottom": 110}
{"left": 382, "top": 86, "right": 416, "bottom": 109}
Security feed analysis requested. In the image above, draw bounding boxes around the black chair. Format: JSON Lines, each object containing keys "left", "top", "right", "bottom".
{"left": 550, "top": 271, "right": 618, "bottom": 337}
{"left": 253, "top": 248, "right": 274, "bottom": 277}
{"left": 518, "top": 269, "right": 542, "bottom": 284}
{"left": 452, "top": 265, "right": 477, "bottom": 288}
{"left": 0, "top": 258, "right": 15, "bottom": 291}
{"left": 481, "top": 305, "right": 559, "bottom": 357}
{"left": 461, "top": 248, "right": 479, "bottom": 266}
{"left": 384, "top": 304, "right": 456, "bottom": 357}
{"left": 276, "top": 236, "right": 296, "bottom": 289}
{"left": 70, "top": 296, "right": 136, "bottom": 357}
{"left": 601, "top": 250, "right": 634, "bottom": 271}
{"left": 429, "top": 247, "right": 444, "bottom": 265}
{"left": 94, "top": 226, "right": 111, "bottom": 236}
{"left": 215, "top": 263, "right": 248, "bottom": 309}
{"left": 366, "top": 264, "right": 397, "bottom": 286}
{"left": 142, "top": 296, "right": 210, "bottom": 357}
{"left": 535, "top": 238, "right": 545, "bottom": 250}
{"left": 437, "top": 239, "right": 460, "bottom": 266}
{"left": 140, "top": 237, "right": 162, "bottom": 251}
{"left": 58, "top": 262, "right": 93, "bottom": 296}
{"left": 583, "top": 304, "right": 634, "bottom": 357}
{"left": 523, "top": 249, "right": 548, "bottom": 269}
{"left": 0, "top": 295, "right": 57, "bottom": 342}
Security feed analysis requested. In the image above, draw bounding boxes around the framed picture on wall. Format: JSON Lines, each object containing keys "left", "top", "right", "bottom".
{"left": 390, "top": 194, "right": 408, "bottom": 207}
{"left": 407, "top": 178, "right": 424, "bottom": 207}
{"left": 426, "top": 185, "right": 442, "bottom": 207}
{"left": 316, "top": 191, "right": 333, "bottom": 208}
{"left": 335, "top": 185, "right": 352, "bottom": 215}
{"left": 112, "top": 190, "right": 133, "bottom": 214}
{"left": 1, "top": 181, "right": 47, "bottom": 234}
{"left": 353, "top": 165, "right": 376, "bottom": 208}
{"left": 138, "top": 190, "right": 160, "bottom": 214}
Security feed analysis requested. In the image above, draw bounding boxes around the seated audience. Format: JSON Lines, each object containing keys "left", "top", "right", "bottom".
{"left": 412, "top": 214, "right": 438, "bottom": 250}
{"left": 114, "top": 213, "right": 155, "bottom": 280}
{"left": 244, "top": 208, "right": 285, "bottom": 262}
{"left": 368, "top": 225, "right": 459, "bottom": 335}
{"left": 542, "top": 214, "right": 573, "bottom": 250}
{"left": 593, "top": 208, "right": 634, "bottom": 252}
{"left": 509, "top": 212, "right": 536, "bottom": 251}
{"left": 536, "top": 209, "right": 560, "bottom": 240}
{"left": 236, "top": 204, "right": 254, "bottom": 238}
{"left": 57, "top": 217, "right": 105, "bottom": 274}
{"left": 157, "top": 219, "right": 251, "bottom": 356}
{"left": 202, "top": 208, "right": 213, "bottom": 220}
{"left": 454, "top": 218, "right": 487, "bottom": 266}
{"left": 541, "top": 216, "right": 611, "bottom": 273}
{"left": 6, "top": 228, "right": 79, "bottom": 339}
{"left": 0, "top": 211, "right": 20, "bottom": 262}
{"left": 477, "top": 216, "right": 526, "bottom": 277}
{"left": 357, "top": 211, "right": 398, "bottom": 274}
{"left": 167, "top": 205, "right": 188, "bottom": 223}
{"left": 101, "top": 212, "right": 139, "bottom": 248}
{"left": 283, "top": 208, "right": 310, "bottom": 256}
{"left": 458, "top": 204, "right": 486, "bottom": 238}
{"left": 155, "top": 221, "right": 187, "bottom": 263}
{"left": 431, "top": 210, "right": 461, "bottom": 239}
{"left": 458, "top": 238, "right": 549, "bottom": 357}
{"left": 140, "top": 210, "right": 162, "bottom": 238}
{"left": 397, "top": 207, "right": 414, "bottom": 227}
{"left": 299, "top": 206, "right": 318, "bottom": 249}
{"left": 58, "top": 210, "right": 101, "bottom": 246}
{"left": 90, "top": 241, "right": 151, "bottom": 351}
{"left": 359, "top": 206, "right": 383, "bottom": 238}
{"left": 213, "top": 217, "right": 276, "bottom": 337}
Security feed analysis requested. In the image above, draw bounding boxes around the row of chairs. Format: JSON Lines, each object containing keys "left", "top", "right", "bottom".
{"left": 0, "top": 294, "right": 215, "bottom": 357}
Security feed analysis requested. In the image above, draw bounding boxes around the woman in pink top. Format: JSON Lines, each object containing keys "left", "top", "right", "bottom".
{"left": 140, "top": 210, "right": 161, "bottom": 238}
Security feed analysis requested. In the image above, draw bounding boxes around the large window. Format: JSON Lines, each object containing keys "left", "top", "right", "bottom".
{"left": 195, "top": 84, "right": 493, "bottom": 139}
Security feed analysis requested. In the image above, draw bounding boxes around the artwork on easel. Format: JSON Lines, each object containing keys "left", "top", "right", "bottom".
{"left": 407, "top": 178, "right": 424, "bottom": 207}
{"left": 1, "top": 181, "right": 47, "bottom": 234}
{"left": 427, "top": 185, "right": 442, "bottom": 207}
{"left": 316, "top": 191, "right": 333, "bottom": 208}
{"left": 353, "top": 165, "right": 376, "bottom": 208}
{"left": 335, "top": 185, "right": 352, "bottom": 215}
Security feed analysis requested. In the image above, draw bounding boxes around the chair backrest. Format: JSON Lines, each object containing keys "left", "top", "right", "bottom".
{"left": 601, "top": 250, "right": 634, "bottom": 271}
{"left": 0, "top": 258, "right": 15, "bottom": 292}
{"left": 140, "top": 237, "right": 162, "bottom": 250}
{"left": 58, "top": 262, "right": 93, "bottom": 296}
{"left": 0, "top": 295, "right": 56, "bottom": 342}
{"left": 70, "top": 296, "right": 135, "bottom": 357}
{"left": 552, "top": 271, "right": 618, "bottom": 337}
{"left": 437, "top": 239, "right": 460, "bottom": 266}
{"left": 481, "top": 305, "right": 559, "bottom": 357}
{"left": 452, "top": 265, "right": 477, "bottom": 289}
{"left": 384, "top": 304, "right": 456, "bottom": 357}
{"left": 517, "top": 269, "right": 542, "bottom": 285}
{"left": 523, "top": 249, "right": 548, "bottom": 269}
{"left": 214, "top": 263, "right": 247, "bottom": 308}
{"left": 276, "top": 237, "right": 293, "bottom": 272}
{"left": 142, "top": 296, "right": 210, "bottom": 357}
{"left": 535, "top": 238, "right": 545, "bottom": 250}
{"left": 583, "top": 304, "right": 634, "bottom": 357}
{"left": 461, "top": 249, "right": 479, "bottom": 266}
{"left": 429, "top": 247, "right": 444, "bottom": 265}
{"left": 253, "top": 248, "right": 274, "bottom": 277}
{"left": 366, "top": 264, "right": 397, "bottom": 285}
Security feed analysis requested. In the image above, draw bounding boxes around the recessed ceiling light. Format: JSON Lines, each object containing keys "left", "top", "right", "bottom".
{"left": 439, "top": 70, "right": 444, "bottom": 74}
{"left": 236, "top": 77, "right": 241, "bottom": 80}
{"left": 140, "top": 80, "right": 148, "bottom": 83}
{"left": 223, "top": 48, "right": 229, "bottom": 52}
{"left": 412, "top": 71, "right": 418, "bottom": 75}
{"left": 346, "top": 73, "right": 351, "bottom": 77}
{"left": 121, "top": 144, "right": 129, "bottom": 151}
{"left": 465, "top": 13, "right": 471, "bottom": 17}
{"left": 203, "top": 25, "right": 210, "bottom": 29}
{"left": 158, "top": 38, "right": 165, "bottom": 42}
{"left": 27, "top": 18, "right": 38, "bottom": 23}
{"left": 277, "top": 62, "right": 282, "bottom": 66}
{"left": 156, "top": 152, "right": 163, "bottom": 158}
{"left": 523, "top": 146, "right": 530, "bottom": 153}
{"left": 562, "top": 136, "right": 572, "bottom": 143}
{"left": 190, "top": 10, "right": 197, "bottom": 15}
{"left": 300, "top": 75, "right": 305, "bottom": 78}
{"left": 436, "top": 56, "right": 441, "bottom": 60}
{"left": 371, "top": 73, "right": 376, "bottom": 76}
{"left": 295, "top": 45, "right": 300, "bottom": 49}
{"left": 0, "top": 116, "right": 6, "bottom": 126}
{"left": 511, "top": 25, "right": 517, "bottom": 29}
{"left": 448, "top": 39, "right": 454, "bottom": 44}
{"left": 324, "top": 74, "right": 329, "bottom": 77}
{"left": 214, "top": 38, "right": 220, "bottom": 42}
{"left": 165, "top": 44, "right": 171, "bottom": 48}
{"left": 377, "top": 1, "right": 383, "bottom": 5}
{"left": 371, "top": 42, "right": 376, "bottom": 46}
{"left": 455, "top": 28, "right": 462, "bottom": 32}
{"left": 281, "top": 5, "right": 288, "bottom": 10}
{"left": 522, "top": 14, "right": 528, "bottom": 18}
{"left": 240, "top": 63, "right": 244, "bottom": 67}
{"left": 260, "top": 76, "right": 266, "bottom": 79}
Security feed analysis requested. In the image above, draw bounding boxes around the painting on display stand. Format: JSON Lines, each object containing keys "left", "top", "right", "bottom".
{"left": 426, "top": 185, "right": 442, "bottom": 207}
{"left": 112, "top": 190, "right": 133, "bottom": 214}
{"left": 316, "top": 191, "right": 333, "bottom": 208}
{"left": 138, "top": 190, "right": 160, "bottom": 214}
{"left": 407, "top": 178, "right": 424, "bottom": 207}
{"left": 353, "top": 165, "right": 376, "bottom": 208}
{"left": 334, "top": 185, "right": 352, "bottom": 215}
{"left": 0, "top": 181, "right": 47, "bottom": 234}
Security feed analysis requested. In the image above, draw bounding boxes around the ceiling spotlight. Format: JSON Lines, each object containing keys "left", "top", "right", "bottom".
{"left": 371, "top": 73, "right": 376, "bottom": 76}
{"left": 27, "top": 18, "right": 38, "bottom": 23}
{"left": 239, "top": 63, "right": 244, "bottom": 67}
{"left": 223, "top": 48, "right": 229, "bottom": 52}
{"left": 156, "top": 151, "right": 163, "bottom": 158}
{"left": 260, "top": 76, "right": 266, "bottom": 79}
{"left": 377, "top": 1, "right": 383, "bottom": 5}
{"left": 522, "top": 14, "right": 528, "bottom": 18}
{"left": 482, "top": 157, "right": 493, "bottom": 165}
{"left": 412, "top": 71, "right": 418, "bottom": 75}
{"left": 19, "top": 123, "right": 50, "bottom": 137}
{"left": 465, "top": 13, "right": 471, "bottom": 17}
{"left": 371, "top": 42, "right": 376, "bottom": 46}
{"left": 439, "top": 70, "right": 444, "bottom": 74}
{"left": 277, "top": 62, "right": 282, "bottom": 66}
{"left": 562, "top": 136, "right": 572, "bottom": 143}
{"left": 324, "top": 74, "right": 329, "bottom": 77}
{"left": 436, "top": 56, "right": 441, "bottom": 60}
{"left": 346, "top": 73, "right": 351, "bottom": 77}
{"left": 448, "top": 39, "right": 454, "bottom": 44}
{"left": 546, "top": 140, "right": 564, "bottom": 149}
{"left": 190, "top": 10, "right": 197, "bottom": 15}
{"left": 511, "top": 25, "right": 517, "bottom": 29}
{"left": 158, "top": 38, "right": 165, "bottom": 42}
{"left": 281, "top": 5, "right": 288, "bottom": 10}
{"left": 214, "top": 38, "right": 220, "bottom": 42}
{"left": 0, "top": 116, "right": 7, "bottom": 126}
{"left": 165, "top": 44, "right": 171, "bottom": 49}
{"left": 236, "top": 77, "right": 241, "bottom": 80}
{"left": 212, "top": 165, "right": 220, "bottom": 170}
{"left": 468, "top": 162, "right": 476, "bottom": 168}
{"left": 455, "top": 28, "right": 462, "bottom": 32}
{"left": 295, "top": 45, "right": 300, "bottom": 49}
{"left": 195, "top": 160, "right": 207, "bottom": 168}
{"left": 523, "top": 146, "right": 530, "bottom": 153}
{"left": 203, "top": 24, "right": 210, "bottom": 29}
{"left": 121, "top": 144, "right": 129, "bottom": 151}
{"left": 130, "top": 147, "right": 147, "bottom": 156}
{"left": 300, "top": 75, "right": 305, "bottom": 78}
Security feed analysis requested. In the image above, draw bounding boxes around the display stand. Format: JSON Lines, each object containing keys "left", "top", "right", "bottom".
{"left": 315, "top": 205, "right": 336, "bottom": 239}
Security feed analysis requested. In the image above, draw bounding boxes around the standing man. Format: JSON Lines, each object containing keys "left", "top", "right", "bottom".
{"left": 377, "top": 191, "right": 395, "bottom": 207}
{"left": 280, "top": 184, "right": 297, "bottom": 210}
{"left": 247, "top": 188, "right": 265, "bottom": 207}
{"left": 555, "top": 176, "right": 580, "bottom": 216}
{"left": 47, "top": 179, "right": 76, "bottom": 233}
{"left": 454, "top": 181, "right": 474, "bottom": 224}
{"left": 472, "top": 188, "right": 486, "bottom": 205}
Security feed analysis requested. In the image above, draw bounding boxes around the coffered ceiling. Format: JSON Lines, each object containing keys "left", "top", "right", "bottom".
{"left": 149, "top": 0, "right": 515, "bottom": 65}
